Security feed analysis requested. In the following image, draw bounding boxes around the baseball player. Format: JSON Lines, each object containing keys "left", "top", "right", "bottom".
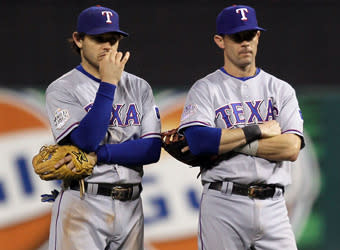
{"left": 178, "top": 5, "right": 304, "bottom": 250}
{"left": 44, "top": 6, "right": 161, "bottom": 250}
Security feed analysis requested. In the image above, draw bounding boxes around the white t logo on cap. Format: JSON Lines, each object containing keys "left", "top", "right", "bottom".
{"left": 236, "top": 8, "right": 248, "bottom": 21}
{"left": 102, "top": 11, "right": 113, "bottom": 23}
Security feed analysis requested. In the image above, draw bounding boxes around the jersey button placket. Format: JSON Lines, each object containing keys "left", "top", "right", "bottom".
{"left": 241, "top": 83, "right": 249, "bottom": 99}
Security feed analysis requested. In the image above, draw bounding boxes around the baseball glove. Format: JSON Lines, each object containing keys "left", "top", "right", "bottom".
{"left": 161, "top": 128, "right": 222, "bottom": 168}
{"left": 32, "top": 145, "right": 96, "bottom": 181}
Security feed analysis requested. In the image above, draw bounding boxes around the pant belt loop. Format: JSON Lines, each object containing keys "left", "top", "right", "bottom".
{"left": 226, "top": 182, "right": 233, "bottom": 195}
{"left": 203, "top": 183, "right": 210, "bottom": 192}
{"left": 87, "top": 183, "right": 98, "bottom": 195}
{"left": 131, "top": 185, "right": 139, "bottom": 200}
{"left": 221, "top": 181, "right": 228, "bottom": 194}
{"left": 272, "top": 187, "right": 283, "bottom": 200}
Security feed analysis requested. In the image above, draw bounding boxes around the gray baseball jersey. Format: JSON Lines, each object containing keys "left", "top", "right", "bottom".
{"left": 45, "top": 67, "right": 161, "bottom": 184}
{"left": 179, "top": 68, "right": 304, "bottom": 186}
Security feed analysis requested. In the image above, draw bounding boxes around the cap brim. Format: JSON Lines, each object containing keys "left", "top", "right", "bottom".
{"left": 222, "top": 26, "right": 265, "bottom": 35}
{"left": 85, "top": 28, "right": 129, "bottom": 37}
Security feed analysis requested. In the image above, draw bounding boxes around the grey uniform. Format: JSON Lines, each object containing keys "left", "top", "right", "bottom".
{"left": 45, "top": 66, "right": 161, "bottom": 250}
{"left": 179, "top": 68, "right": 303, "bottom": 250}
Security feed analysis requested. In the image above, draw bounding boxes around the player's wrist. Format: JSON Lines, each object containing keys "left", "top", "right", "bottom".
{"left": 242, "top": 125, "right": 261, "bottom": 144}
{"left": 234, "top": 140, "right": 258, "bottom": 156}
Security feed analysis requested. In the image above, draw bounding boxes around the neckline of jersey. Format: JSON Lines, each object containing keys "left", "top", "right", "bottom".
{"left": 76, "top": 64, "right": 101, "bottom": 83}
{"left": 219, "top": 67, "right": 261, "bottom": 81}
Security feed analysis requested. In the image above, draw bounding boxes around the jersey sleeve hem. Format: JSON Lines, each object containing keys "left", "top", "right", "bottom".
{"left": 178, "top": 121, "right": 211, "bottom": 133}
{"left": 140, "top": 132, "right": 161, "bottom": 139}
{"left": 56, "top": 122, "right": 79, "bottom": 142}
{"left": 282, "top": 129, "right": 305, "bottom": 149}
{"left": 282, "top": 129, "right": 303, "bottom": 137}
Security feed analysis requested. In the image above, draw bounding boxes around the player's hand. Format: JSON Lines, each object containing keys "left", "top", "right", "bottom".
{"left": 99, "top": 50, "right": 130, "bottom": 85}
{"left": 258, "top": 120, "right": 281, "bottom": 138}
{"left": 54, "top": 154, "right": 74, "bottom": 170}
{"left": 54, "top": 153, "right": 97, "bottom": 172}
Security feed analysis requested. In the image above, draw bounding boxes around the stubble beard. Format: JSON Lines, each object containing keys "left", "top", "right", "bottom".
{"left": 227, "top": 52, "right": 253, "bottom": 70}
{"left": 82, "top": 52, "right": 100, "bottom": 71}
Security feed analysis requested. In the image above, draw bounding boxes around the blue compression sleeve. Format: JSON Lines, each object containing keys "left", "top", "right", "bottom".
{"left": 70, "top": 82, "right": 115, "bottom": 152}
{"left": 183, "top": 126, "right": 221, "bottom": 155}
{"left": 96, "top": 138, "right": 161, "bottom": 166}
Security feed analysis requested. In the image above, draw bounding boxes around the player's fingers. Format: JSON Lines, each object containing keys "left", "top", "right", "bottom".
{"left": 66, "top": 161, "right": 75, "bottom": 171}
{"left": 121, "top": 51, "right": 130, "bottom": 66}
{"left": 181, "top": 146, "right": 189, "bottom": 153}
{"left": 88, "top": 152, "right": 97, "bottom": 165}
{"left": 54, "top": 158, "right": 66, "bottom": 169}
{"left": 54, "top": 155, "right": 72, "bottom": 169}
{"left": 115, "top": 51, "right": 123, "bottom": 64}
{"left": 108, "top": 50, "right": 117, "bottom": 62}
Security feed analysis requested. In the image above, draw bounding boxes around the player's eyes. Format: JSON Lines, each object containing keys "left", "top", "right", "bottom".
{"left": 89, "top": 35, "right": 118, "bottom": 45}
{"left": 229, "top": 30, "right": 257, "bottom": 43}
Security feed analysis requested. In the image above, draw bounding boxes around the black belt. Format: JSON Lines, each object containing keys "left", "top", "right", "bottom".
{"left": 208, "top": 181, "right": 284, "bottom": 199}
{"left": 69, "top": 181, "right": 142, "bottom": 201}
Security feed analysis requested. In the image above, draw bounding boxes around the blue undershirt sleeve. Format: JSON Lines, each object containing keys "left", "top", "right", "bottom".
{"left": 70, "top": 82, "right": 115, "bottom": 152}
{"left": 96, "top": 138, "right": 161, "bottom": 166}
{"left": 183, "top": 126, "right": 221, "bottom": 155}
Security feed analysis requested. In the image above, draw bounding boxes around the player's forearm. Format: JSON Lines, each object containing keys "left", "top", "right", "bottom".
{"left": 218, "top": 128, "right": 247, "bottom": 154}
{"left": 256, "top": 134, "right": 301, "bottom": 161}
{"left": 70, "top": 82, "right": 115, "bottom": 152}
{"left": 184, "top": 126, "right": 221, "bottom": 155}
{"left": 185, "top": 126, "right": 256, "bottom": 155}
{"left": 95, "top": 138, "right": 161, "bottom": 166}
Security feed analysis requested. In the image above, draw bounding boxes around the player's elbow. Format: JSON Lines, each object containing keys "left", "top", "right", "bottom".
{"left": 285, "top": 143, "right": 301, "bottom": 162}
{"left": 283, "top": 134, "right": 302, "bottom": 162}
{"left": 145, "top": 139, "right": 161, "bottom": 164}
{"left": 287, "top": 150, "right": 299, "bottom": 162}
{"left": 74, "top": 142, "right": 98, "bottom": 153}
{"left": 148, "top": 148, "right": 161, "bottom": 164}
{"left": 289, "top": 136, "right": 302, "bottom": 161}
{"left": 289, "top": 146, "right": 301, "bottom": 161}
{"left": 70, "top": 131, "right": 100, "bottom": 153}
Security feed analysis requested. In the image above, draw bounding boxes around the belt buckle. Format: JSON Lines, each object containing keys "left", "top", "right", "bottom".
{"left": 111, "top": 186, "right": 129, "bottom": 201}
{"left": 248, "top": 185, "right": 259, "bottom": 199}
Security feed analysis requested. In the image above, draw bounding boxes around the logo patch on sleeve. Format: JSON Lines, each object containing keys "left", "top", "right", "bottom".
{"left": 181, "top": 104, "right": 197, "bottom": 121}
{"left": 53, "top": 108, "right": 70, "bottom": 129}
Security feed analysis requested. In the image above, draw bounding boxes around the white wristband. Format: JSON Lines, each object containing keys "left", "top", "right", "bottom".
{"left": 234, "top": 140, "right": 259, "bottom": 156}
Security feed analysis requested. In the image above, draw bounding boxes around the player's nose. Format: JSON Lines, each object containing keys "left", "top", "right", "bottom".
{"left": 240, "top": 41, "right": 251, "bottom": 48}
{"left": 101, "top": 43, "right": 114, "bottom": 51}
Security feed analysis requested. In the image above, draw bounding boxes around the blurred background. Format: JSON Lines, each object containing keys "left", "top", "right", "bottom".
{"left": 0, "top": 0, "right": 339, "bottom": 249}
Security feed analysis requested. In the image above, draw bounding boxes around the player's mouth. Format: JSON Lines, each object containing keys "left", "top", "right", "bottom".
{"left": 239, "top": 51, "right": 252, "bottom": 58}
{"left": 239, "top": 50, "right": 252, "bottom": 55}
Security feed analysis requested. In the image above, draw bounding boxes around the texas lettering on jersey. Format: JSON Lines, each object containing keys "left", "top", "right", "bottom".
{"left": 85, "top": 103, "right": 141, "bottom": 127}
{"left": 215, "top": 98, "right": 278, "bottom": 128}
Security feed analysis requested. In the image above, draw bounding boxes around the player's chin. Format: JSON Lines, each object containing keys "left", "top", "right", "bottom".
{"left": 238, "top": 58, "right": 253, "bottom": 67}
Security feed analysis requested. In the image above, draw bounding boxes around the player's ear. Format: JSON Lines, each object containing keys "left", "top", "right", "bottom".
{"left": 214, "top": 35, "right": 225, "bottom": 49}
{"left": 256, "top": 30, "right": 261, "bottom": 39}
{"left": 72, "top": 32, "right": 83, "bottom": 49}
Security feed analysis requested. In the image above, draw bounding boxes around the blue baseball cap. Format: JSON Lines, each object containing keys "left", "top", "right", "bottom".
{"left": 77, "top": 6, "right": 128, "bottom": 36}
{"left": 216, "top": 5, "right": 265, "bottom": 35}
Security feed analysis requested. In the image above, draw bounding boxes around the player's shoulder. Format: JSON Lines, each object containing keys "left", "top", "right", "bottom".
{"left": 121, "top": 71, "right": 151, "bottom": 89}
{"left": 190, "top": 69, "right": 222, "bottom": 89}
{"left": 46, "top": 68, "right": 83, "bottom": 94}
{"left": 259, "top": 69, "right": 294, "bottom": 90}
{"left": 122, "top": 71, "right": 147, "bottom": 83}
